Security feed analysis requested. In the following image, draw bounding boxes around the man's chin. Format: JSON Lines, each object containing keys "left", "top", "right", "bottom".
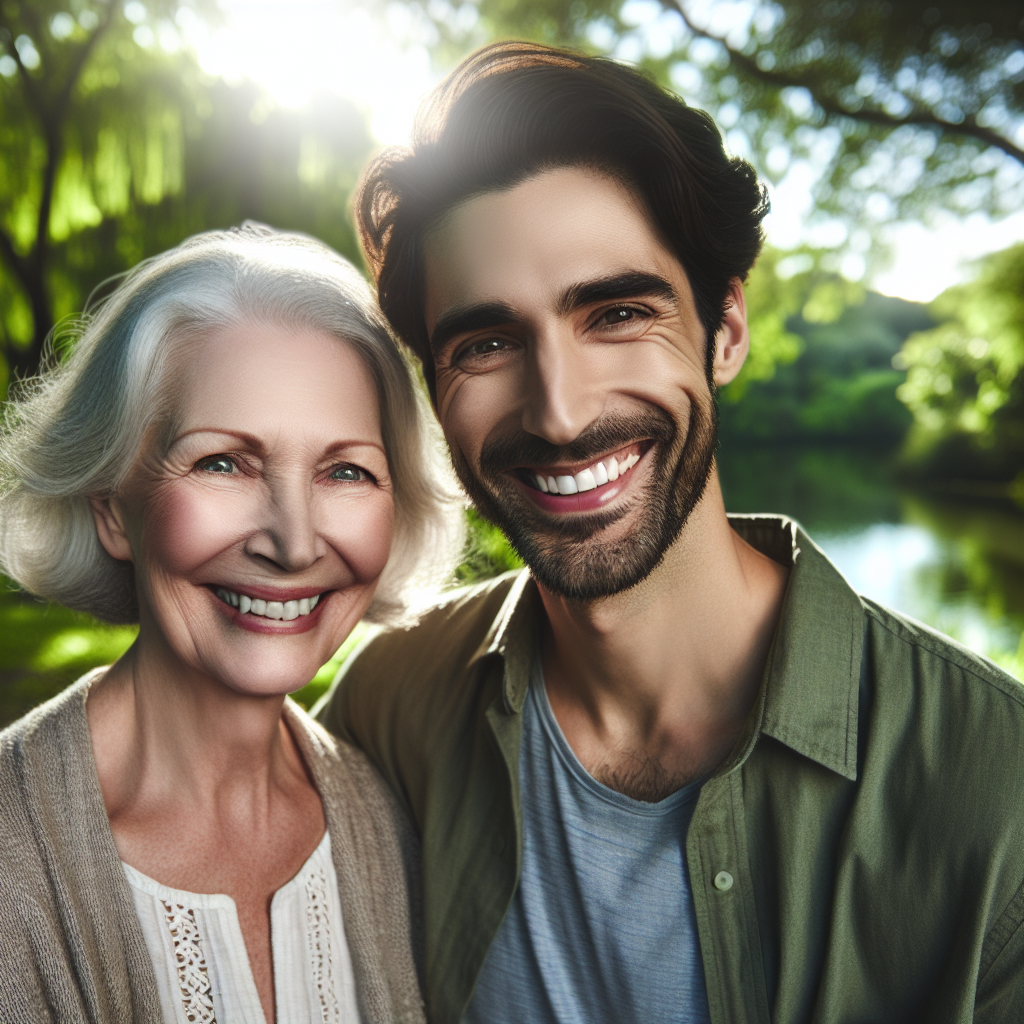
{"left": 462, "top": 483, "right": 674, "bottom": 601}
{"left": 452, "top": 399, "right": 717, "bottom": 602}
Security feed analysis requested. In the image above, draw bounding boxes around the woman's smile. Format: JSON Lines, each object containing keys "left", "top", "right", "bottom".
{"left": 210, "top": 583, "right": 329, "bottom": 633}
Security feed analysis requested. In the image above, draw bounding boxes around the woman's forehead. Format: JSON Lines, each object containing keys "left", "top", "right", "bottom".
{"left": 167, "top": 322, "right": 384, "bottom": 447}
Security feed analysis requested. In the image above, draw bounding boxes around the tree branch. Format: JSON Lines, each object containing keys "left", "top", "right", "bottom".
{"left": 664, "top": 0, "right": 1024, "bottom": 166}
{"left": 0, "top": 23, "right": 46, "bottom": 122}
{"left": 33, "top": 6, "right": 117, "bottom": 262}
{"left": 0, "top": 225, "right": 29, "bottom": 285}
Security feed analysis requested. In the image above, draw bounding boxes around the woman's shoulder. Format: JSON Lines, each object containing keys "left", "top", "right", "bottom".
{"left": 284, "top": 697, "right": 412, "bottom": 833}
{"left": 1, "top": 669, "right": 102, "bottom": 743}
{"left": 0, "top": 672, "right": 100, "bottom": 809}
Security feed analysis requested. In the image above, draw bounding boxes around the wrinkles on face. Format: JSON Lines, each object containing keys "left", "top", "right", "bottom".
{"left": 423, "top": 168, "right": 721, "bottom": 599}
{"left": 110, "top": 322, "right": 395, "bottom": 697}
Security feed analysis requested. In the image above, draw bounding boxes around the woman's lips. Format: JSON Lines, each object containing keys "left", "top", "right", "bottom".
{"left": 209, "top": 585, "right": 331, "bottom": 634}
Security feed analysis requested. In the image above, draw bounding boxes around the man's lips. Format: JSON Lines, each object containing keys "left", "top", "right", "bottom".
{"left": 516, "top": 442, "right": 645, "bottom": 495}
{"left": 512, "top": 442, "right": 648, "bottom": 512}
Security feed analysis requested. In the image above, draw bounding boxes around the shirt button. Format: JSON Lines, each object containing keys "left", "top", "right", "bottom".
{"left": 714, "top": 871, "right": 734, "bottom": 891}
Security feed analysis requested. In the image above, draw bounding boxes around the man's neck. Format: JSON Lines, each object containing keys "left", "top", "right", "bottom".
{"left": 537, "top": 472, "right": 789, "bottom": 801}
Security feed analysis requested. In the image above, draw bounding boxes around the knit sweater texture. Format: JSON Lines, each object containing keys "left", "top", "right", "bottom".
{"left": 0, "top": 672, "right": 426, "bottom": 1024}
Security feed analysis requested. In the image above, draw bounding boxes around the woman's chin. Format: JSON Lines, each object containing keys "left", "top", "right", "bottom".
{"left": 189, "top": 639, "right": 334, "bottom": 700}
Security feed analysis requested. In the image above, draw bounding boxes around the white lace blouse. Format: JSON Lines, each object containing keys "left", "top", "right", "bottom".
{"left": 123, "top": 831, "right": 361, "bottom": 1024}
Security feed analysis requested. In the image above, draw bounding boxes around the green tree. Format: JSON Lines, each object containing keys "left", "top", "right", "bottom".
{"left": 0, "top": 0, "right": 200, "bottom": 378}
{"left": 411, "top": 0, "right": 1023, "bottom": 240}
{"left": 895, "top": 242, "right": 1023, "bottom": 483}
{"left": 0, "top": 1, "right": 372, "bottom": 385}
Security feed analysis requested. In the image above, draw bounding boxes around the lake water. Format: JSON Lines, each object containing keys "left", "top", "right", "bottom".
{"left": 718, "top": 444, "right": 1024, "bottom": 678}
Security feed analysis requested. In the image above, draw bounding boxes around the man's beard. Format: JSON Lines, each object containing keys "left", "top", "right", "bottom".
{"left": 451, "top": 398, "right": 717, "bottom": 602}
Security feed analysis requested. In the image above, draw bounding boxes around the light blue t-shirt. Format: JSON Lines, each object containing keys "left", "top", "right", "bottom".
{"left": 465, "top": 662, "right": 711, "bottom": 1024}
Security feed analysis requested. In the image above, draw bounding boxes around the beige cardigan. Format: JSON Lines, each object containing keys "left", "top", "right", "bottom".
{"left": 0, "top": 672, "right": 426, "bottom": 1024}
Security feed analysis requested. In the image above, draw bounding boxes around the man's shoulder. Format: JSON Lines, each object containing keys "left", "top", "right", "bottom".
{"left": 859, "top": 598, "right": 1024, "bottom": 818}
{"left": 316, "top": 571, "right": 525, "bottom": 742}
{"left": 862, "top": 596, "right": 1024, "bottom": 712}
{"left": 354, "top": 570, "right": 522, "bottom": 688}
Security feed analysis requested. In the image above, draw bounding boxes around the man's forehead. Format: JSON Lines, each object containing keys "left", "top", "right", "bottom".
{"left": 423, "top": 167, "right": 681, "bottom": 323}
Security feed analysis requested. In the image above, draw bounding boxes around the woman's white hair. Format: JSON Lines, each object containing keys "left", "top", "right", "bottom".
{"left": 0, "top": 224, "right": 465, "bottom": 625}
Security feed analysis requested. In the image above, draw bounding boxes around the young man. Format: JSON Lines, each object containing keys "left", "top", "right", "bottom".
{"left": 317, "top": 43, "right": 1023, "bottom": 1023}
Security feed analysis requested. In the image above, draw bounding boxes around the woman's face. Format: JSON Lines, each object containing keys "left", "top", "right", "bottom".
{"left": 97, "top": 321, "right": 395, "bottom": 696}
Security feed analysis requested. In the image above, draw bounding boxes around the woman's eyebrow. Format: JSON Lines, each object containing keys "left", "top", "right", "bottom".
{"left": 169, "top": 428, "right": 265, "bottom": 451}
{"left": 556, "top": 271, "right": 677, "bottom": 315}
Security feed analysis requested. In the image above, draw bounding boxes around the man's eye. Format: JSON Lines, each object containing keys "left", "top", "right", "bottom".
{"left": 197, "top": 456, "right": 236, "bottom": 474}
{"left": 453, "top": 336, "right": 516, "bottom": 370}
{"left": 463, "top": 338, "right": 507, "bottom": 359}
{"left": 330, "top": 465, "right": 367, "bottom": 482}
{"left": 598, "top": 307, "right": 643, "bottom": 327}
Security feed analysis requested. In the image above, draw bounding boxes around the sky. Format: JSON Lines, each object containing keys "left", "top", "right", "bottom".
{"left": 173, "top": 0, "right": 1024, "bottom": 304}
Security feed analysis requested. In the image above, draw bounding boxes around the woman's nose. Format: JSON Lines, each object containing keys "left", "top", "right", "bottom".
{"left": 244, "top": 478, "right": 321, "bottom": 573}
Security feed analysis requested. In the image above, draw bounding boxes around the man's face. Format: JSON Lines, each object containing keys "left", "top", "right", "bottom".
{"left": 423, "top": 167, "right": 746, "bottom": 601}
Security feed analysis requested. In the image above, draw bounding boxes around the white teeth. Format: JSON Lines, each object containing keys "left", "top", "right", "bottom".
{"left": 219, "top": 589, "right": 323, "bottom": 620}
{"left": 533, "top": 451, "right": 642, "bottom": 494}
{"left": 574, "top": 468, "right": 597, "bottom": 492}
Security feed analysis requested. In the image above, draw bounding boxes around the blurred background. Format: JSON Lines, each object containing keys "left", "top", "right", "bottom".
{"left": 1, "top": 0, "right": 1022, "bottom": 724}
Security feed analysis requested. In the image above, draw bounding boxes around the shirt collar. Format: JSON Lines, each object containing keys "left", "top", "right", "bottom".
{"left": 472, "top": 514, "right": 865, "bottom": 781}
{"left": 469, "top": 568, "right": 540, "bottom": 713}
{"left": 729, "top": 515, "right": 864, "bottom": 781}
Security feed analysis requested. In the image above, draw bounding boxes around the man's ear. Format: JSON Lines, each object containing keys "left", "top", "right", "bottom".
{"left": 89, "top": 496, "right": 134, "bottom": 563}
{"left": 712, "top": 277, "right": 750, "bottom": 387}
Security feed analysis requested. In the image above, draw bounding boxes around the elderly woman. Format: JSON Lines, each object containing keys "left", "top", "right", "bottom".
{"left": 0, "top": 226, "right": 464, "bottom": 1024}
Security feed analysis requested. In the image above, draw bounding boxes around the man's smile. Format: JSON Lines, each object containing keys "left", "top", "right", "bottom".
{"left": 510, "top": 441, "right": 650, "bottom": 512}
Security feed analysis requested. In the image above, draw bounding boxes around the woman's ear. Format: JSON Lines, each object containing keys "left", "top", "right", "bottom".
{"left": 712, "top": 277, "right": 750, "bottom": 387}
{"left": 89, "top": 496, "right": 134, "bottom": 563}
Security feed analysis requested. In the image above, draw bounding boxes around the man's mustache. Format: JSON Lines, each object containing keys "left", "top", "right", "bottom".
{"left": 479, "top": 410, "right": 677, "bottom": 477}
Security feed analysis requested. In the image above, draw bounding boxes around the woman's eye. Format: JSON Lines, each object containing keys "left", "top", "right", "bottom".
{"left": 330, "top": 465, "right": 367, "bottom": 482}
{"left": 197, "top": 456, "right": 236, "bottom": 474}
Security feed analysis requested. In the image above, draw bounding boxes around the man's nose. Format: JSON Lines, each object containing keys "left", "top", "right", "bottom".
{"left": 244, "top": 477, "right": 321, "bottom": 573}
{"left": 520, "top": 327, "right": 607, "bottom": 446}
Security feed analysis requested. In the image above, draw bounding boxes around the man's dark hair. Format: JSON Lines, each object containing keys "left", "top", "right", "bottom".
{"left": 356, "top": 41, "right": 770, "bottom": 399}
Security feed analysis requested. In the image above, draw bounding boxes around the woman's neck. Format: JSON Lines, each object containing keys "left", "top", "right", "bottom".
{"left": 87, "top": 631, "right": 314, "bottom": 850}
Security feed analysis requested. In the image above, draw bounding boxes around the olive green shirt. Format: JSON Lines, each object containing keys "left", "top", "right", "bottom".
{"left": 316, "top": 515, "right": 1024, "bottom": 1023}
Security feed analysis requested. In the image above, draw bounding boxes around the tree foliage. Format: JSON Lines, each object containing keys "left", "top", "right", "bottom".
{"left": 0, "top": 0, "right": 372, "bottom": 385}
{"left": 895, "top": 242, "right": 1023, "bottom": 482}
{"left": 414, "top": 0, "right": 1024, "bottom": 242}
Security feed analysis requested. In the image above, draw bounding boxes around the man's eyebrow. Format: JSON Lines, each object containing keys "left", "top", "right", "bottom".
{"left": 556, "top": 272, "right": 677, "bottom": 315}
{"left": 429, "top": 301, "right": 520, "bottom": 356}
